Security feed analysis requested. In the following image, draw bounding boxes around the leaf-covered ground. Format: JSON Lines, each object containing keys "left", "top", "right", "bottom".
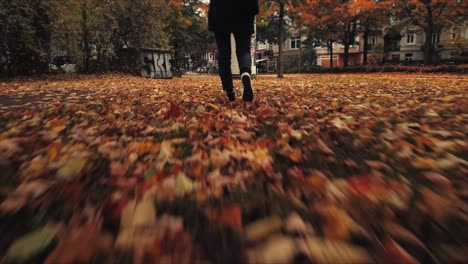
{"left": 0, "top": 73, "right": 467, "bottom": 264}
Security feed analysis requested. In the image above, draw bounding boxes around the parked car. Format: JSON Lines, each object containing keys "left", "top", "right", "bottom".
{"left": 197, "top": 65, "right": 218, "bottom": 75}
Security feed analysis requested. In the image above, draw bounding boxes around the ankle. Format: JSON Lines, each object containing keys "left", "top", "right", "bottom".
{"left": 241, "top": 72, "right": 251, "bottom": 79}
{"left": 226, "top": 90, "right": 235, "bottom": 101}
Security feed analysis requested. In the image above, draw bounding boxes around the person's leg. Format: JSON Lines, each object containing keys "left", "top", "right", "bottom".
{"left": 214, "top": 32, "right": 235, "bottom": 101}
{"left": 233, "top": 30, "right": 252, "bottom": 75}
{"left": 234, "top": 30, "right": 254, "bottom": 101}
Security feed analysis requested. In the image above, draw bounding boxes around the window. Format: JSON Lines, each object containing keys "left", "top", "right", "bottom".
{"left": 450, "top": 29, "right": 461, "bottom": 40}
{"left": 432, "top": 33, "right": 440, "bottom": 47}
{"left": 406, "top": 33, "right": 415, "bottom": 44}
{"left": 405, "top": 53, "right": 413, "bottom": 61}
{"left": 389, "top": 40, "right": 400, "bottom": 51}
{"left": 450, "top": 51, "right": 458, "bottom": 61}
{"left": 370, "top": 35, "right": 378, "bottom": 45}
{"left": 290, "top": 37, "right": 301, "bottom": 49}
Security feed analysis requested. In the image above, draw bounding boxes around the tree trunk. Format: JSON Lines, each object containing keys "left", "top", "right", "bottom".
{"left": 4, "top": 51, "right": 11, "bottom": 74}
{"left": 343, "top": 21, "right": 356, "bottom": 68}
{"left": 423, "top": 4, "right": 434, "bottom": 65}
{"left": 277, "top": 2, "right": 285, "bottom": 78}
{"left": 81, "top": 0, "right": 90, "bottom": 72}
{"left": 329, "top": 41, "right": 333, "bottom": 69}
{"left": 343, "top": 43, "right": 350, "bottom": 68}
{"left": 363, "top": 29, "right": 369, "bottom": 65}
{"left": 298, "top": 42, "right": 302, "bottom": 73}
{"left": 424, "top": 27, "right": 433, "bottom": 65}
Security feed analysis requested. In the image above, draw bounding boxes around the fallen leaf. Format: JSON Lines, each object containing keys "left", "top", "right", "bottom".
{"left": 164, "top": 102, "right": 183, "bottom": 119}
{"left": 331, "top": 117, "right": 351, "bottom": 131}
{"left": 303, "top": 237, "right": 373, "bottom": 264}
{"left": 381, "top": 237, "right": 420, "bottom": 264}
{"left": 210, "top": 149, "right": 231, "bottom": 168}
{"left": 284, "top": 212, "right": 310, "bottom": 234}
{"left": 45, "top": 222, "right": 112, "bottom": 264}
{"left": 245, "top": 216, "right": 283, "bottom": 242}
{"left": 317, "top": 139, "right": 334, "bottom": 154}
{"left": 316, "top": 204, "right": 354, "bottom": 240}
{"left": 116, "top": 196, "right": 157, "bottom": 249}
{"left": 248, "top": 235, "right": 297, "bottom": 264}
{"left": 279, "top": 144, "right": 303, "bottom": 162}
{"left": 0, "top": 138, "right": 21, "bottom": 158}
{"left": 206, "top": 204, "right": 242, "bottom": 230}
{"left": 383, "top": 222, "right": 425, "bottom": 248}
{"left": 56, "top": 157, "right": 87, "bottom": 181}
{"left": 196, "top": 105, "right": 205, "bottom": 113}
{"left": 6, "top": 225, "right": 57, "bottom": 263}
{"left": 157, "top": 140, "right": 173, "bottom": 165}
{"left": 174, "top": 172, "right": 198, "bottom": 196}
{"left": 15, "top": 179, "right": 51, "bottom": 198}
{"left": 305, "top": 170, "right": 328, "bottom": 194}
{"left": 206, "top": 103, "right": 220, "bottom": 111}
{"left": 120, "top": 197, "right": 157, "bottom": 229}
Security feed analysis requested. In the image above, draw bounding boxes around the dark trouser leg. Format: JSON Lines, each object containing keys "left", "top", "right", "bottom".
{"left": 233, "top": 30, "right": 252, "bottom": 75}
{"left": 214, "top": 32, "right": 234, "bottom": 92}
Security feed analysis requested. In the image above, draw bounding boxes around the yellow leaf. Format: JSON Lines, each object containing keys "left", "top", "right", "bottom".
{"left": 56, "top": 157, "right": 87, "bottom": 181}
{"left": 52, "top": 124, "right": 66, "bottom": 133}
{"left": 157, "top": 141, "right": 172, "bottom": 160}
{"left": 249, "top": 148, "right": 273, "bottom": 170}
{"left": 245, "top": 216, "right": 283, "bottom": 243}
{"left": 248, "top": 235, "right": 297, "bottom": 264}
{"left": 412, "top": 157, "right": 435, "bottom": 170}
{"left": 175, "top": 173, "right": 198, "bottom": 196}
{"left": 121, "top": 198, "right": 157, "bottom": 229}
{"left": 117, "top": 197, "right": 157, "bottom": 249}
{"left": 279, "top": 144, "right": 302, "bottom": 162}
{"left": 6, "top": 225, "right": 57, "bottom": 263}
{"left": 442, "top": 95, "right": 454, "bottom": 102}
{"left": 317, "top": 139, "right": 334, "bottom": 154}
{"left": 206, "top": 103, "right": 220, "bottom": 111}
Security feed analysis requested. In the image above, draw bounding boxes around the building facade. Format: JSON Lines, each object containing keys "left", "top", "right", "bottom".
{"left": 256, "top": 35, "right": 308, "bottom": 73}
{"left": 259, "top": 21, "right": 467, "bottom": 70}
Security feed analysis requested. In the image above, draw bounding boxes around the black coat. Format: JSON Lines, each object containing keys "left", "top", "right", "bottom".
{"left": 208, "top": 0, "right": 259, "bottom": 34}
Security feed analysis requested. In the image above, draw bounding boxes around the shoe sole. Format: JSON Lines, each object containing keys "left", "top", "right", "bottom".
{"left": 242, "top": 75, "right": 254, "bottom": 102}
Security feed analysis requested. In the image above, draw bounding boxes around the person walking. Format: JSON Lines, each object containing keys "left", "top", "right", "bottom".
{"left": 208, "top": 0, "right": 258, "bottom": 102}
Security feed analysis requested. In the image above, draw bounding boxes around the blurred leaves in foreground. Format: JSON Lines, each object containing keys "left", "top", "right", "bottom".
{"left": 0, "top": 73, "right": 467, "bottom": 263}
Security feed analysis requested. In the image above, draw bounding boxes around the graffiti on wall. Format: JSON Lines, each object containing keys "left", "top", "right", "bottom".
{"left": 141, "top": 51, "right": 173, "bottom": 79}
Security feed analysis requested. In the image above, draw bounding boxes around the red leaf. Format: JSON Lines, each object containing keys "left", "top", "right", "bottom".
{"left": 348, "top": 174, "right": 372, "bottom": 193}
{"left": 164, "top": 102, "right": 182, "bottom": 120}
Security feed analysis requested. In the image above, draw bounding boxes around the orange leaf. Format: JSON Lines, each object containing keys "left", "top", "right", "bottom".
{"left": 279, "top": 144, "right": 302, "bottom": 162}
{"left": 206, "top": 204, "right": 242, "bottom": 230}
